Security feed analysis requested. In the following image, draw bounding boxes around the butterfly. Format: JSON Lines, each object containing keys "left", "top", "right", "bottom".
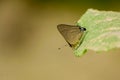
{"left": 57, "top": 24, "right": 86, "bottom": 48}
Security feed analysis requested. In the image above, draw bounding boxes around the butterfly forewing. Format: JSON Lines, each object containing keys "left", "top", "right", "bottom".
{"left": 57, "top": 24, "right": 84, "bottom": 47}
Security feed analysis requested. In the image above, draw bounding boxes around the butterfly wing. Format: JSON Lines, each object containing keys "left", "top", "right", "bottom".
{"left": 57, "top": 24, "right": 84, "bottom": 47}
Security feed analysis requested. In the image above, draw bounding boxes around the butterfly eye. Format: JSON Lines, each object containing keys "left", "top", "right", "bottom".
{"left": 83, "top": 28, "right": 86, "bottom": 31}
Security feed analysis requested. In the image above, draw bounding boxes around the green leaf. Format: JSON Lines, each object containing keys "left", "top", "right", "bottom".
{"left": 74, "top": 9, "right": 120, "bottom": 57}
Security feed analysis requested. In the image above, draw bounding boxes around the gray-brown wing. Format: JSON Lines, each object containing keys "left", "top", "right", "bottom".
{"left": 57, "top": 24, "right": 84, "bottom": 47}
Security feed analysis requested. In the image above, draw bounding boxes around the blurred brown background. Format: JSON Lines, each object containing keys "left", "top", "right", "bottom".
{"left": 0, "top": 0, "right": 120, "bottom": 80}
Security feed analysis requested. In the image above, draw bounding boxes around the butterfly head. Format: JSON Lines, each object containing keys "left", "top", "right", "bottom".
{"left": 79, "top": 27, "right": 86, "bottom": 31}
